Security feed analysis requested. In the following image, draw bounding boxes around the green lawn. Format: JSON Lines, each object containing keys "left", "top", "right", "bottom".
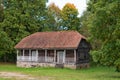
{"left": 0, "top": 63, "right": 120, "bottom": 80}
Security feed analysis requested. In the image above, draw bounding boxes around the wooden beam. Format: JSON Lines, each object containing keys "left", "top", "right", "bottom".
{"left": 17, "top": 50, "right": 19, "bottom": 61}
{"left": 36, "top": 49, "right": 38, "bottom": 62}
{"left": 54, "top": 50, "right": 56, "bottom": 63}
{"left": 63, "top": 50, "right": 66, "bottom": 63}
{"left": 74, "top": 49, "right": 76, "bottom": 64}
{"left": 29, "top": 49, "right": 31, "bottom": 61}
{"left": 23, "top": 49, "right": 25, "bottom": 61}
{"left": 57, "top": 51, "right": 59, "bottom": 63}
{"left": 45, "top": 49, "right": 47, "bottom": 62}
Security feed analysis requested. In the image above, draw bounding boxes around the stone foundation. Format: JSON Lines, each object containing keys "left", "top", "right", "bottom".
{"left": 17, "top": 61, "right": 55, "bottom": 68}
{"left": 64, "top": 64, "right": 77, "bottom": 69}
{"left": 17, "top": 61, "right": 89, "bottom": 69}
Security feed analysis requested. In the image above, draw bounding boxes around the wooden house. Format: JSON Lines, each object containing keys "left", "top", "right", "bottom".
{"left": 15, "top": 31, "right": 91, "bottom": 69}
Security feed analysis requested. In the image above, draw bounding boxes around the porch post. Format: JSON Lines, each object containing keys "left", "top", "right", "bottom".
{"left": 54, "top": 50, "right": 56, "bottom": 63}
{"left": 23, "top": 49, "right": 25, "bottom": 61}
{"left": 17, "top": 50, "right": 19, "bottom": 61}
{"left": 45, "top": 49, "right": 47, "bottom": 62}
{"left": 63, "top": 50, "right": 66, "bottom": 63}
{"left": 36, "top": 49, "right": 38, "bottom": 62}
{"left": 74, "top": 49, "right": 76, "bottom": 64}
{"left": 29, "top": 49, "right": 31, "bottom": 61}
{"left": 57, "top": 51, "right": 59, "bottom": 63}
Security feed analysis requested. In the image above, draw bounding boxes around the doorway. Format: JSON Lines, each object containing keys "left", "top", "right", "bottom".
{"left": 57, "top": 51, "right": 64, "bottom": 64}
{"left": 31, "top": 50, "right": 36, "bottom": 61}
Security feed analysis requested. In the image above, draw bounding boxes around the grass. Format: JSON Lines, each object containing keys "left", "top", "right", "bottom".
{"left": 0, "top": 63, "right": 120, "bottom": 80}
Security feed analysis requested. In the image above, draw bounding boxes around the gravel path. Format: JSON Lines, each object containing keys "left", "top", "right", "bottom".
{"left": 0, "top": 72, "right": 38, "bottom": 80}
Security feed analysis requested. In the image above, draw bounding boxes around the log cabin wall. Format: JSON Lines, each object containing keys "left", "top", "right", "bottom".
{"left": 76, "top": 39, "right": 91, "bottom": 64}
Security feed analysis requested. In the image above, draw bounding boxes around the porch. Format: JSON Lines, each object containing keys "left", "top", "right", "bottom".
{"left": 17, "top": 49, "right": 76, "bottom": 64}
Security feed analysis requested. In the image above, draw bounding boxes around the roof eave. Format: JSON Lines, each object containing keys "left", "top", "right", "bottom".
{"left": 15, "top": 47, "right": 77, "bottom": 50}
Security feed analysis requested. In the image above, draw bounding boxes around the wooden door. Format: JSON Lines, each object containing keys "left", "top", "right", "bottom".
{"left": 31, "top": 50, "right": 36, "bottom": 61}
{"left": 57, "top": 51, "right": 64, "bottom": 64}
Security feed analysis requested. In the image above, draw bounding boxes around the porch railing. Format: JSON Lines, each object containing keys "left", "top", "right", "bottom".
{"left": 17, "top": 56, "right": 54, "bottom": 62}
{"left": 65, "top": 57, "right": 75, "bottom": 64}
{"left": 38, "top": 56, "right": 45, "bottom": 62}
{"left": 46, "top": 57, "right": 54, "bottom": 62}
{"left": 17, "top": 56, "right": 37, "bottom": 62}
{"left": 17, "top": 56, "right": 75, "bottom": 64}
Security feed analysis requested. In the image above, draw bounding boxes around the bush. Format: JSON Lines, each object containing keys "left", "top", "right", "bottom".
{"left": 115, "top": 58, "right": 120, "bottom": 72}
{"left": 90, "top": 50, "right": 102, "bottom": 63}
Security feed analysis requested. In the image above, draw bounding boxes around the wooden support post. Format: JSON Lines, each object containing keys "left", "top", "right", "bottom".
{"left": 63, "top": 50, "right": 66, "bottom": 63}
{"left": 17, "top": 50, "right": 19, "bottom": 61}
{"left": 29, "top": 49, "right": 31, "bottom": 61}
{"left": 36, "top": 50, "right": 38, "bottom": 62}
{"left": 57, "top": 52, "right": 59, "bottom": 63}
{"left": 54, "top": 50, "right": 56, "bottom": 63}
{"left": 45, "top": 50, "right": 47, "bottom": 62}
{"left": 74, "top": 49, "right": 76, "bottom": 64}
{"left": 23, "top": 49, "right": 25, "bottom": 61}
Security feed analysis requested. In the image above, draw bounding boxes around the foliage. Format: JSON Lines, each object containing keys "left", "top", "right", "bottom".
{"left": 48, "top": 3, "right": 61, "bottom": 18}
{"left": 90, "top": 50, "right": 102, "bottom": 63}
{"left": 47, "top": 2, "right": 81, "bottom": 31}
{"left": 0, "top": 1, "right": 4, "bottom": 22}
{"left": 0, "top": 0, "right": 48, "bottom": 62}
{"left": 0, "top": 28, "right": 15, "bottom": 62}
{"left": 79, "top": 11, "right": 91, "bottom": 38}
{"left": 0, "top": 31, "right": 14, "bottom": 61}
{"left": 61, "top": 3, "right": 80, "bottom": 30}
{"left": 115, "top": 58, "right": 120, "bottom": 72}
{"left": 47, "top": 3, "right": 61, "bottom": 31}
{"left": 85, "top": 0, "right": 120, "bottom": 71}
{"left": 0, "top": 31, "right": 13, "bottom": 51}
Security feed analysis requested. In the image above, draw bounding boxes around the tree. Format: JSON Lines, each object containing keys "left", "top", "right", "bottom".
{"left": 1, "top": 0, "right": 48, "bottom": 43}
{"left": 79, "top": 11, "right": 90, "bottom": 38}
{"left": 61, "top": 3, "right": 80, "bottom": 30}
{"left": 47, "top": 3, "right": 61, "bottom": 31}
{"left": 0, "top": 31, "right": 14, "bottom": 62}
{"left": 48, "top": 3, "right": 61, "bottom": 19}
{"left": 86, "top": 0, "right": 120, "bottom": 71}
{"left": 0, "top": 0, "right": 48, "bottom": 62}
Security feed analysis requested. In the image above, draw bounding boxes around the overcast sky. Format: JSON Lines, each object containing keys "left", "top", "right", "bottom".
{"left": 47, "top": 0, "right": 87, "bottom": 16}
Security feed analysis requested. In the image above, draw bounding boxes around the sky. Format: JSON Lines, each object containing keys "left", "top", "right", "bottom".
{"left": 47, "top": 0, "right": 87, "bottom": 16}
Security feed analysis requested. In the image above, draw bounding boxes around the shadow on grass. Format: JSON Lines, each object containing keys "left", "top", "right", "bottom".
{"left": 94, "top": 73, "right": 120, "bottom": 80}
{"left": 109, "top": 75, "right": 120, "bottom": 79}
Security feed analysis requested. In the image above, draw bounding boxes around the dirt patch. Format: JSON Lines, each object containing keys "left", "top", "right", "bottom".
{"left": 0, "top": 72, "right": 38, "bottom": 80}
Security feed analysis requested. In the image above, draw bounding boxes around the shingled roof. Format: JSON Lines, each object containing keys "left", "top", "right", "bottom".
{"left": 15, "top": 31, "right": 85, "bottom": 49}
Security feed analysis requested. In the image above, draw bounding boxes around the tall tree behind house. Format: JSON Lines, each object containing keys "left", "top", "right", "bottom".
{"left": 61, "top": 3, "right": 80, "bottom": 30}
{"left": 81, "top": 0, "right": 120, "bottom": 71}
{"left": 0, "top": 0, "right": 48, "bottom": 62}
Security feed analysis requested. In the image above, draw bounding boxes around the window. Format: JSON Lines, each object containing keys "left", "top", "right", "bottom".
{"left": 38, "top": 50, "right": 45, "bottom": 56}
{"left": 24, "top": 50, "right": 29, "bottom": 56}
